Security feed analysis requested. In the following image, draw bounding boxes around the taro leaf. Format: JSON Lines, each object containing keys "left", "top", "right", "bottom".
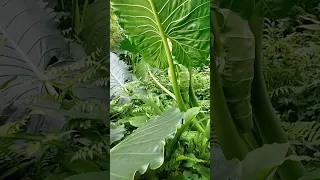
{"left": 110, "top": 52, "right": 130, "bottom": 97}
{"left": 218, "top": 0, "right": 300, "bottom": 19}
{"left": 63, "top": 171, "right": 109, "bottom": 180}
{"left": 0, "top": 0, "right": 70, "bottom": 110}
{"left": 110, "top": 108, "right": 183, "bottom": 180}
{"left": 111, "top": 0, "right": 210, "bottom": 69}
{"left": 241, "top": 142, "right": 290, "bottom": 180}
{"left": 119, "top": 38, "right": 139, "bottom": 54}
{"left": 240, "top": 142, "right": 313, "bottom": 180}
{"left": 81, "top": 0, "right": 109, "bottom": 57}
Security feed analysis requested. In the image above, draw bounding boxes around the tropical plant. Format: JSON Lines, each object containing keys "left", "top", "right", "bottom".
{"left": 0, "top": 0, "right": 110, "bottom": 179}
{"left": 211, "top": 0, "right": 320, "bottom": 179}
{"left": 110, "top": 0, "right": 211, "bottom": 179}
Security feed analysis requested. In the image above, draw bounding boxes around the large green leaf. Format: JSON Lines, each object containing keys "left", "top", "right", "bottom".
{"left": 240, "top": 142, "right": 313, "bottom": 180}
{"left": 81, "top": 0, "right": 110, "bottom": 57}
{"left": 0, "top": 0, "right": 70, "bottom": 111}
{"left": 218, "top": 0, "right": 300, "bottom": 19}
{"left": 110, "top": 108, "right": 184, "bottom": 180}
{"left": 111, "top": 0, "right": 210, "bottom": 69}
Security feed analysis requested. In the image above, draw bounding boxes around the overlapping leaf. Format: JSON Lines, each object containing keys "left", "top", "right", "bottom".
{"left": 111, "top": 0, "right": 210, "bottom": 69}
{"left": 81, "top": 0, "right": 110, "bottom": 57}
{"left": 0, "top": 0, "right": 70, "bottom": 111}
{"left": 110, "top": 108, "right": 183, "bottom": 180}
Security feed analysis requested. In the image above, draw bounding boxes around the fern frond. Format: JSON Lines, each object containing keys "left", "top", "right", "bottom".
{"left": 282, "top": 121, "right": 320, "bottom": 142}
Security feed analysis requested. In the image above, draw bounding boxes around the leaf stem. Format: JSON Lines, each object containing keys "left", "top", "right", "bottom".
{"left": 249, "top": 15, "right": 307, "bottom": 179}
{"left": 148, "top": 0, "right": 188, "bottom": 112}
{"left": 148, "top": 71, "right": 176, "bottom": 100}
{"left": 211, "top": 10, "right": 248, "bottom": 160}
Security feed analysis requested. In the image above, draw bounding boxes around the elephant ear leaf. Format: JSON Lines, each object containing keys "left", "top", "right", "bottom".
{"left": 110, "top": 108, "right": 183, "bottom": 180}
{"left": 111, "top": 0, "right": 210, "bottom": 69}
{"left": 81, "top": 0, "right": 110, "bottom": 57}
{"left": 0, "top": 0, "right": 69, "bottom": 110}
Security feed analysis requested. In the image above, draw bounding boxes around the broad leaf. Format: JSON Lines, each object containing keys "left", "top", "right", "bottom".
{"left": 110, "top": 108, "right": 183, "bottom": 180}
{"left": 240, "top": 142, "right": 313, "bottom": 180}
{"left": 241, "top": 142, "right": 290, "bottom": 180}
{"left": 0, "top": 0, "right": 70, "bottom": 110}
{"left": 81, "top": 0, "right": 110, "bottom": 57}
{"left": 111, "top": 0, "right": 210, "bottom": 68}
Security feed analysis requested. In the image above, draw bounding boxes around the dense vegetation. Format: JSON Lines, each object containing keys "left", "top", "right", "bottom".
{"left": 110, "top": 0, "right": 211, "bottom": 179}
{"left": 0, "top": 0, "right": 319, "bottom": 180}
{"left": 211, "top": 0, "right": 320, "bottom": 179}
{"left": 0, "top": 0, "right": 109, "bottom": 179}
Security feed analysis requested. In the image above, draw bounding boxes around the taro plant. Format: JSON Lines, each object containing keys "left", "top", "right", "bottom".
{"left": 0, "top": 0, "right": 110, "bottom": 179}
{"left": 110, "top": 0, "right": 211, "bottom": 179}
{"left": 211, "top": 0, "right": 320, "bottom": 179}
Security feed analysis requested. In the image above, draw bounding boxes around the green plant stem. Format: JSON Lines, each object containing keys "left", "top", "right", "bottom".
{"left": 149, "top": 0, "right": 205, "bottom": 132}
{"left": 149, "top": 0, "right": 187, "bottom": 113}
{"left": 248, "top": 15, "right": 307, "bottom": 180}
{"left": 80, "top": 0, "right": 89, "bottom": 29}
{"left": 148, "top": 71, "right": 176, "bottom": 100}
{"left": 188, "top": 67, "right": 206, "bottom": 120}
{"left": 166, "top": 115, "right": 207, "bottom": 161}
{"left": 211, "top": 10, "right": 248, "bottom": 160}
{"left": 72, "top": 0, "right": 81, "bottom": 30}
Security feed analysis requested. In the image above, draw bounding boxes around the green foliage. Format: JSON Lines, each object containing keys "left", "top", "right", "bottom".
{"left": 219, "top": 9, "right": 254, "bottom": 133}
{"left": 110, "top": 108, "right": 183, "bottom": 180}
{"left": 111, "top": 0, "right": 210, "bottom": 69}
{"left": 218, "top": 0, "right": 300, "bottom": 19}
{"left": 0, "top": 1, "right": 110, "bottom": 180}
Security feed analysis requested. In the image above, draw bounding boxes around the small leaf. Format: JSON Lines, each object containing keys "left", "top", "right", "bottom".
{"left": 128, "top": 116, "right": 149, "bottom": 127}
{"left": 184, "top": 107, "right": 201, "bottom": 122}
{"left": 298, "top": 24, "right": 320, "bottom": 31}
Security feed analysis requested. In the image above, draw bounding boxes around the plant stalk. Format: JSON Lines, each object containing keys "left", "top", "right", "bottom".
{"left": 211, "top": 10, "right": 249, "bottom": 160}
{"left": 188, "top": 67, "right": 206, "bottom": 120}
{"left": 248, "top": 15, "right": 307, "bottom": 180}
{"left": 148, "top": 71, "right": 176, "bottom": 100}
{"left": 148, "top": 0, "right": 187, "bottom": 112}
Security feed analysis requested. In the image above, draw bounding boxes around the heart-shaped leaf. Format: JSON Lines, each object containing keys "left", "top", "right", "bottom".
{"left": 111, "top": 0, "right": 210, "bottom": 68}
